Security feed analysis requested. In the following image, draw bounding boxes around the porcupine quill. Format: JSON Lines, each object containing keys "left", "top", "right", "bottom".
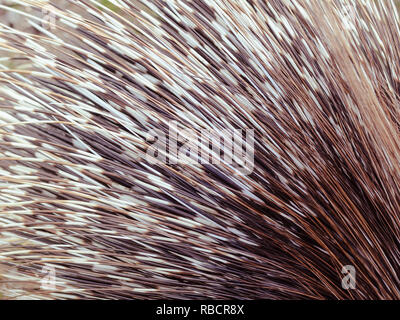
{"left": 0, "top": 0, "right": 400, "bottom": 299}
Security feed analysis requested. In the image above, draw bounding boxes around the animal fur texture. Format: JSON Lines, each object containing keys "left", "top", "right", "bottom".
{"left": 0, "top": 0, "right": 400, "bottom": 299}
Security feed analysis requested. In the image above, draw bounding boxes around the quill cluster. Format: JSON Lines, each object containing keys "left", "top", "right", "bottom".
{"left": 1, "top": 0, "right": 400, "bottom": 299}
